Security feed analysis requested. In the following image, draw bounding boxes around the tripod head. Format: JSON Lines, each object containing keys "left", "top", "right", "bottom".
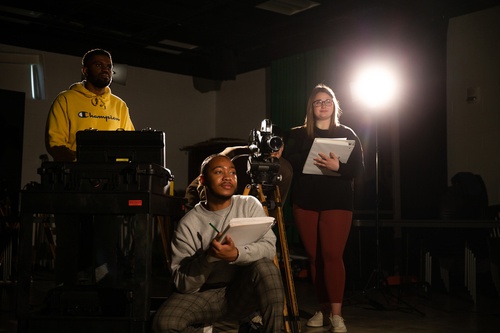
{"left": 246, "top": 155, "right": 280, "bottom": 191}
{"left": 239, "top": 153, "right": 281, "bottom": 212}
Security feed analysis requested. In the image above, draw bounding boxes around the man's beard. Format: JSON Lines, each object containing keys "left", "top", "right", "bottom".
{"left": 92, "top": 77, "right": 112, "bottom": 88}
{"left": 88, "top": 74, "right": 111, "bottom": 89}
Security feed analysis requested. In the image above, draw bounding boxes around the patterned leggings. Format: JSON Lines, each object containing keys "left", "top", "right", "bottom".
{"left": 152, "top": 258, "right": 284, "bottom": 333}
{"left": 293, "top": 205, "right": 352, "bottom": 304}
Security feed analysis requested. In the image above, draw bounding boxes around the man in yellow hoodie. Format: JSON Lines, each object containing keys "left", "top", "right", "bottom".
{"left": 46, "top": 48, "right": 134, "bottom": 162}
{"left": 45, "top": 48, "right": 134, "bottom": 286}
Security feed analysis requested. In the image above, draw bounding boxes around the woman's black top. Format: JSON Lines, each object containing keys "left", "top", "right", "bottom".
{"left": 284, "top": 125, "right": 364, "bottom": 211}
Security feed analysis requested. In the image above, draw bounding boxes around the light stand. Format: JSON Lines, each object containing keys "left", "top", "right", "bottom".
{"left": 375, "top": 117, "right": 381, "bottom": 281}
{"left": 361, "top": 114, "right": 389, "bottom": 302}
{"left": 358, "top": 113, "right": 424, "bottom": 316}
{"left": 372, "top": 116, "right": 383, "bottom": 285}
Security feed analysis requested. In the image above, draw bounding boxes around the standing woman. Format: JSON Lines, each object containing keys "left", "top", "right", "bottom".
{"left": 284, "top": 83, "right": 364, "bottom": 332}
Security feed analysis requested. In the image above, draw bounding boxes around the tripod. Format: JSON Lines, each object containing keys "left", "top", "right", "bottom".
{"left": 243, "top": 182, "right": 301, "bottom": 333}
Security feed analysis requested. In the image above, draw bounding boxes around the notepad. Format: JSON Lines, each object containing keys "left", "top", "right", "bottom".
{"left": 218, "top": 216, "right": 275, "bottom": 246}
{"left": 302, "top": 138, "right": 355, "bottom": 176}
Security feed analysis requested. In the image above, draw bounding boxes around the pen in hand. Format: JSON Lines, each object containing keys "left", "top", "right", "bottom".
{"left": 209, "top": 223, "right": 224, "bottom": 244}
{"left": 209, "top": 223, "right": 220, "bottom": 233}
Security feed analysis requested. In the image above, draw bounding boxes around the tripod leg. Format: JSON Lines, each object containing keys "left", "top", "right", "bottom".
{"left": 275, "top": 255, "right": 293, "bottom": 333}
{"left": 246, "top": 183, "right": 301, "bottom": 332}
{"left": 273, "top": 186, "right": 301, "bottom": 333}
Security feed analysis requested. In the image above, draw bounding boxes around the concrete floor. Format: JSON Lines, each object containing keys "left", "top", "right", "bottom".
{"left": 212, "top": 277, "right": 500, "bottom": 333}
{"left": 2, "top": 275, "right": 499, "bottom": 333}
{"left": 2, "top": 228, "right": 499, "bottom": 333}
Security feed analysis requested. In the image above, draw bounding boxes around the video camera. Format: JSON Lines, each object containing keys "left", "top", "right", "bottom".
{"left": 247, "top": 119, "right": 283, "bottom": 187}
{"left": 248, "top": 119, "right": 283, "bottom": 158}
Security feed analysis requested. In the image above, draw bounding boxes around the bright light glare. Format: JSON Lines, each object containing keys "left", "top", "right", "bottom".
{"left": 351, "top": 65, "right": 399, "bottom": 109}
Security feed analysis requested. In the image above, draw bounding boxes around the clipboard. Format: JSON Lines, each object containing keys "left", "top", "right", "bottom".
{"left": 302, "top": 138, "right": 355, "bottom": 176}
{"left": 218, "top": 216, "right": 275, "bottom": 246}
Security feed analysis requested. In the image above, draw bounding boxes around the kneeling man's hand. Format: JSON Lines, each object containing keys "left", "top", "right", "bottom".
{"left": 208, "top": 235, "right": 239, "bottom": 262}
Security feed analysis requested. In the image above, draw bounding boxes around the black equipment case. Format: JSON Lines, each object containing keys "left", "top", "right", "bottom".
{"left": 76, "top": 130, "right": 166, "bottom": 167}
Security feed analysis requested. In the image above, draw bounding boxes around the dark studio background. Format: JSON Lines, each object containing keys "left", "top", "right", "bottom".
{"left": 269, "top": 9, "right": 448, "bottom": 220}
{"left": 0, "top": 1, "right": 499, "bottom": 309}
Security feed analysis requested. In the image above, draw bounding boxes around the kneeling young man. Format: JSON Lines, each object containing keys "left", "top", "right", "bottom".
{"left": 153, "top": 154, "right": 284, "bottom": 333}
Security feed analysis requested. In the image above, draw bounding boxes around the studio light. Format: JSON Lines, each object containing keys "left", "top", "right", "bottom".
{"left": 351, "top": 64, "right": 399, "bottom": 110}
